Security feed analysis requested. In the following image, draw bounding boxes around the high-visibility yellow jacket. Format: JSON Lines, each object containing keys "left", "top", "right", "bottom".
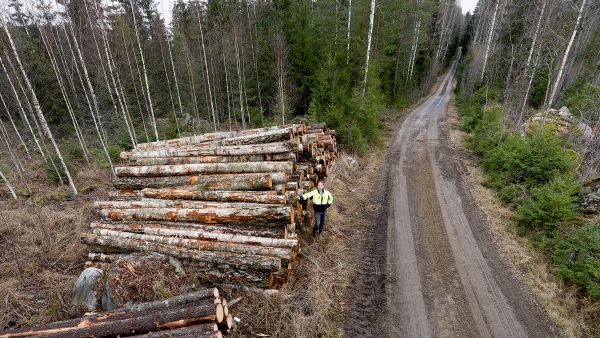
{"left": 301, "top": 189, "right": 333, "bottom": 212}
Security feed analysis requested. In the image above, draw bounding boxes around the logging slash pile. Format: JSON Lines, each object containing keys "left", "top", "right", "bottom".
{"left": 81, "top": 123, "right": 337, "bottom": 289}
{"left": 0, "top": 288, "right": 230, "bottom": 338}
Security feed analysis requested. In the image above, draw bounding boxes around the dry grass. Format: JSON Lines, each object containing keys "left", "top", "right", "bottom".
{"left": 446, "top": 92, "right": 599, "bottom": 337}
{"left": 229, "top": 149, "right": 387, "bottom": 338}
{"left": 0, "top": 166, "right": 112, "bottom": 329}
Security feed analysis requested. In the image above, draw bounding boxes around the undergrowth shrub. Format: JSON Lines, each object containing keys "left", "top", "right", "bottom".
{"left": 481, "top": 128, "right": 578, "bottom": 197}
{"left": 515, "top": 177, "right": 581, "bottom": 229}
{"left": 44, "top": 155, "right": 78, "bottom": 185}
{"left": 553, "top": 223, "right": 600, "bottom": 301}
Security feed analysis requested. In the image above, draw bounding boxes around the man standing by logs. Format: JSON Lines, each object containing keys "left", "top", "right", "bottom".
{"left": 299, "top": 180, "right": 333, "bottom": 238}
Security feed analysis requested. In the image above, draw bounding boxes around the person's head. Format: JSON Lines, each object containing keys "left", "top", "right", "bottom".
{"left": 317, "top": 180, "right": 324, "bottom": 191}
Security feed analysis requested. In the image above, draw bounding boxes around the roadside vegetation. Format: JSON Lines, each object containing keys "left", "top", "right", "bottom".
{"left": 455, "top": 86, "right": 600, "bottom": 333}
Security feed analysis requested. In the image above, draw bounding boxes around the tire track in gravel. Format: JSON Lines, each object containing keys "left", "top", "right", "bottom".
{"left": 344, "top": 60, "right": 557, "bottom": 337}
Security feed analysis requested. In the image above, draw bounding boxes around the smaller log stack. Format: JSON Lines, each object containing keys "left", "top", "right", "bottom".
{"left": 81, "top": 123, "right": 337, "bottom": 289}
{"left": 0, "top": 289, "right": 230, "bottom": 338}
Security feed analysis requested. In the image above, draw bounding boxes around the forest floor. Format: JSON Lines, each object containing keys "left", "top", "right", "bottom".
{"left": 342, "top": 66, "right": 560, "bottom": 337}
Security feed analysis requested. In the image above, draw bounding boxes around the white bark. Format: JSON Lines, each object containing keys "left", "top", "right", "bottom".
{"left": 408, "top": 20, "right": 421, "bottom": 80}
{"left": 120, "top": 24, "right": 151, "bottom": 142}
{"left": 2, "top": 19, "right": 78, "bottom": 195}
{"left": 38, "top": 26, "right": 90, "bottom": 164}
{"left": 234, "top": 33, "right": 246, "bottom": 128}
{"left": 0, "top": 91, "right": 29, "bottom": 157}
{"left": 346, "top": 0, "right": 352, "bottom": 64}
{"left": 167, "top": 31, "right": 185, "bottom": 136}
{"left": 129, "top": 0, "right": 159, "bottom": 141}
{"left": 481, "top": 0, "right": 500, "bottom": 80}
{"left": 223, "top": 53, "right": 232, "bottom": 131}
{"left": 525, "top": 0, "right": 546, "bottom": 70}
{"left": 0, "top": 54, "right": 44, "bottom": 159}
{"left": 195, "top": 2, "right": 218, "bottom": 132}
{"left": 64, "top": 22, "right": 114, "bottom": 172}
{"left": 547, "top": 0, "right": 587, "bottom": 108}
{"left": 0, "top": 114, "right": 25, "bottom": 174}
{"left": 362, "top": 0, "right": 376, "bottom": 97}
{"left": 0, "top": 168, "right": 17, "bottom": 199}
{"left": 158, "top": 31, "right": 180, "bottom": 138}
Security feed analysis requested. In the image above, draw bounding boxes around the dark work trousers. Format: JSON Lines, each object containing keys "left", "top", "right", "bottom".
{"left": 313, "top": 211, "right": 326, "bottom": 235}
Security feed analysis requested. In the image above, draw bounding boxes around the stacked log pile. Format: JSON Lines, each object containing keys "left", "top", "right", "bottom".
{"left": 81, "top": 124, "right": 337, "bottom": 289}
{"left": 0, "top": 289, "right": 230, "bottom": 338}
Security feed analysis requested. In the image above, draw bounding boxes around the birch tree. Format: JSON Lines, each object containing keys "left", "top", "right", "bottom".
{"left": 362, "top": 0, "right": 376, "bottom": 97}
{"left": 547, "top": 0, "right": 588, "bottom": 108}
{"left": 2, "top": 17, "right": 78, "bottom": 195}
{"left": 480, "top": 0, "right": 500, "bottom": 80}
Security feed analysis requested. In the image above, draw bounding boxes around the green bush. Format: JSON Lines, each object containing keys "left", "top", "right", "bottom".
{"left": 553, "top": 223, "right": 600, "bottom": 301}
{"left": 44, "top": 155, "right": 78, "bottom": 185}
{"left": 467, "top": 105, "right": 507, "bottom": 156}
{"left": 515, "top": 177, "right": 581, "bottom": 229}
{"left": 481, "top": 128, "right": 578, "bottom": 192}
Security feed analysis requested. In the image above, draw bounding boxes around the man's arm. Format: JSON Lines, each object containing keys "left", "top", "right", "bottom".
{"left": 324, "top": 191, "right": 333, "bottom": 208}
{"left": 300, "top": 190, "right": 315, "bottom": 201}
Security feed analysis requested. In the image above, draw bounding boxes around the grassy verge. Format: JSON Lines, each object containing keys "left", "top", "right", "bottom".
{"left": 453, "top": 87, "right": 600, "bottom": 336}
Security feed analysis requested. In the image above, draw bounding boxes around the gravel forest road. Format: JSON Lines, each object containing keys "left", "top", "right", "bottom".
{"left": 345, "top": 61, "right": 558, "bottom": 337}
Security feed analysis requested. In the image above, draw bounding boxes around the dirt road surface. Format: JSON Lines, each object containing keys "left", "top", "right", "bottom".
{"left": 344, "top": 63, "right": 557, "bottom": 337}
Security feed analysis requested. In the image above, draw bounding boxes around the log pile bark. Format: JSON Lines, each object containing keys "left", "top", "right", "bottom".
{"left": 0, "top": 289, "right": 230, "bottom": 338}
{"left": 81, "top": 123, "right": 337, "bottom": 289}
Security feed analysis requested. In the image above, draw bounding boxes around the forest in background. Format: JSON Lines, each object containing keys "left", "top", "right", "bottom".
{"left": 456, "top": 0, "right": 600, "bottom": 324}
{"left": 0, "top": 0, "right": 462, "bottom": 197}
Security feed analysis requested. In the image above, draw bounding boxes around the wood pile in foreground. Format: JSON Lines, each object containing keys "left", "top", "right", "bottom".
{"left": 0, "top": 289, "right": 230, "bottom": 338}
{"left": 81, "top": 123, "right": 337, "bottom": 288}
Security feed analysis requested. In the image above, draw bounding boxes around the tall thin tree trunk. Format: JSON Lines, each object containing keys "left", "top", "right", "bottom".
{"left": 223, "top": 53, "right": 232, "bottom": 132}
{"left": 362, "top": 0, "right": 376, "bottom": 97}
{"left": 0, "top": 91, "right": 29, "bottom": 157}
{"left": 2, "top": 19, "right": 78, "bottom": 195}
{"left": 121, "top": 24, "right": 151, "bottom": 143}
{"left": 346, "top": 0, "right": 352, "bottom": 64}
{"left": 481, "top": 0, "right": 500, "bottom": 80}
{"left": 0, "top": 54, "right": 44, "bottom": 159}
{"left": 195, "top": 2, "right": 217, "bottom": 132}
{"left": 547, "top": 0, "right": 587, "bottom": 108}
{"left": 0, "top": 168, "right": 17, "bottom": 199}
{"left": 128, "top": 0, "right": 159, "bottom": 140}
{"left": 158, "top": 31, "right": 180, "bottom": 138}
{"left": 234, "top": 33, "right": 246, "bottom": 128}
{"left": 63, "top": 21, "right": 114, "bottom": 172}
{"left": 0, "top": 115, "right": 25, "bottom": 174}
{"left": 246, "top": 1, "right": 264, "bottom": 118}
{"left": 525, "top": 0, "right": 546, "bottom": 70}
{"left": 39, "top": 25, "right": 90, "bottom": 164}
{"left": 166, "top": 32, "right": 184, "bottom": 134}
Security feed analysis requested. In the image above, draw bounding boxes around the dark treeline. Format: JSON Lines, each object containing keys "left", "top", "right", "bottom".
{"left": 0, "top": 0, "right": 462, "bottom": 195}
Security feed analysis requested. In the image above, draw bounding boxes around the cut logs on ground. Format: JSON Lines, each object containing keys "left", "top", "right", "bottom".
{"left": 0, "top": 289, "right": 230, "bottom": 338}
{"left": 81, "top": 123, "right": 337, "bottom": 289}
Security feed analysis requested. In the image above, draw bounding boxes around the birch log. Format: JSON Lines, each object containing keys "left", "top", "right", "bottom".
{"left": 115, "top": 162, "right": 293, "bottom": 177}
{"left": 123, "top": 142, "right": 295, "bottom": 159}
{"left": 80, "top": 233, "right": 281, "bottom": 271}
{"left": 89, "top": 229, "right": 293, "bottom": 260}
{"left": 130, "top": 152, "right": 296, "bottom": 166}
{"left": 140, "top": 188, "right": 288, "bottom": 204}
{"left": 97, "top": 206, "right": 293, "bottom": 225}
{"left": 113, "top": 173, "right": 274, "bottom": 191}
{"left": 89, "top": 221, "right": 286, "bottom": 239}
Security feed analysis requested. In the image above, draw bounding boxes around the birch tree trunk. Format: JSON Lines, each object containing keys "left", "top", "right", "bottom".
{"left": 38, "top": 26, "right": 90, "bottom": 164}
{"left": 481, "top": 0, "right": 500, "bottom": 80}
{"left": 2, "top": 19, "right": 78, "bottom": 195}
{"left": 525, "top": 0, "right": 546, "bottom": 70}
{"left": 167, "top": 31, "right": 185, "bottom": 135}
{"left": 0, "top": 54, "right": 44, "bottom": 159}
{"left": 362, "top": 0, "right": 376, "bottom": 97}
{"left": 0, "top": 91, "right": 29, "bottom": 157}
{"left": 128, "top": 0, "right": 159, "bottom": 141}
{"left": 547, "top": 0, "right": 588, "bottom": 108}
{"left": 234, "top": 33, "right": 246, "bottom": 128}
{"left": 0, "top": 168, "right": 17, "bottom": 199}
{"left": 346, "top": 0, "right": 352, "bottom": 64}
{"left": 64, "top": 22, "right": 114, "bottom": 172}
{"left": 196, "top": 2, "right": 218, "bottom": 132}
